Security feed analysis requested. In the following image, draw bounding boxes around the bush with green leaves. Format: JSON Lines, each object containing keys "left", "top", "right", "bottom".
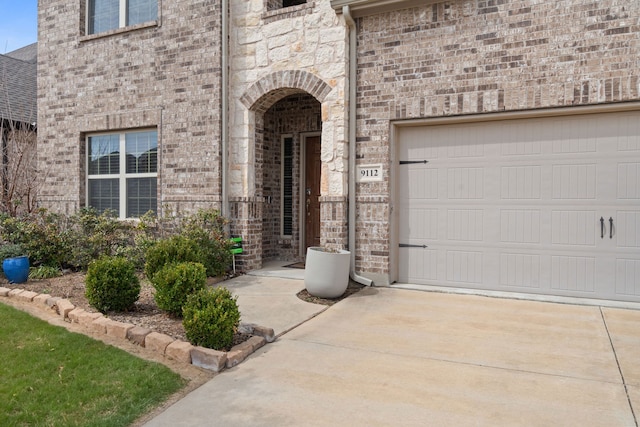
{"left": 178, "top": 209, "right": 232, "bottom": 277}
{"left": 85, "top": 256, "right": 140, "bottom": 313}
{"left": 0, "top": 243, "right": 26, "bottom": 261}
{"left": 29, "top": 265, "right": 62, "bottom": 280}
{"left": 0, "top": 209, "right": 68, "bottom": 268}
{"left": 152, "top": 262, "right": 207, "bottom": 317}
{"left": 182, "top": 287, "right": 240, "bottom": 351}
{"left": 144, "top": 235, "right": 205, "bottom": 280}
{"left": 65, "top": 208, "right": 134, "bottom": 270}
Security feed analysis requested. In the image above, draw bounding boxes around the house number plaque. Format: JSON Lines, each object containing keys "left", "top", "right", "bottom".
{"left": 357, "top": 164, "right": 383, "bottom": 183}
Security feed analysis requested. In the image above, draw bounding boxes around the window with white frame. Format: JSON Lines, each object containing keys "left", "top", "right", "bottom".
{"left": 88, "top": 0, "right": 157, "bottom": 34}
{"left": 87, "top": 129, "right": 157, "bottom": 218}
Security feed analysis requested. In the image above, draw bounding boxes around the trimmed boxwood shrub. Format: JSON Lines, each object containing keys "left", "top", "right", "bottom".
{"left": 182, "top": 287, "right": 241, "bottom": 351}
{"left": 152, "top": 262, "right": 207, "bottom": 317}
{"left": 144, "top": 235, "right": 204, "bottom": 280}
{"left": 85, "top": 256, "right": 140, "bottom": 313}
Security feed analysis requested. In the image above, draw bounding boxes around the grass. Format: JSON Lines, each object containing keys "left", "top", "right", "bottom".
{"left": 0, "top": 302, "right": 186, "bottom": 427}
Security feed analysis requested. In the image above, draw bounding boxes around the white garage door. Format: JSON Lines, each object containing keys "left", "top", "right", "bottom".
{"left": 397, "top": 111, "right": 640, "bottom": 303}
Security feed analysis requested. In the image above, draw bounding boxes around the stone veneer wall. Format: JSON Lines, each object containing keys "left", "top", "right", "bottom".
{"left": 229, "top": 0, "right": 349, "bottom": 268}
{"left": 37, "top": 0, "right": 223, "bottom": 216}
{"left": 354, "top": 1, "right": 640, "bottom": 280}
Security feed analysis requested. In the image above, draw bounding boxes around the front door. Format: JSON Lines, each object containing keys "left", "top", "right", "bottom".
{"left": 305, "top": 136, "right": 321, "bottom": 249}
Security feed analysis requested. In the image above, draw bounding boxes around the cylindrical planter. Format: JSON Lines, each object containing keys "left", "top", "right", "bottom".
{"left": 304, "top": 247, "right": 350, "bottom": 298}
{"left": 3, "top": 256, "right": 30, "bottom": 284}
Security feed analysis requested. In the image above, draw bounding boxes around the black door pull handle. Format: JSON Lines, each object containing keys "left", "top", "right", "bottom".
{"left": 600, "top": 217, "right": 605, "bottom": 239}
{"left": 609, "top": 217, "right": 613, "bottom": 239}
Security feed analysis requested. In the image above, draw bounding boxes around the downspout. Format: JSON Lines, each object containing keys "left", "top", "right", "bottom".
{"left": 221, "top": 0, "right": 229, "bottom": 218}
{"left": 344, "top": 6, "right": 373, "bottom": 286}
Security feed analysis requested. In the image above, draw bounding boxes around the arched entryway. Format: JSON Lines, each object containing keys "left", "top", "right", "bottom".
{"left": 260, "top": 93, "right": 322, "bottom": 261}
{"left": 236, "top": 70, "right": 336, "bottom": 268}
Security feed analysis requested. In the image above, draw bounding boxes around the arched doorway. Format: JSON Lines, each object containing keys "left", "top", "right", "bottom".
{"left": 259, "top": 93, "right": 322, "bottom": 262}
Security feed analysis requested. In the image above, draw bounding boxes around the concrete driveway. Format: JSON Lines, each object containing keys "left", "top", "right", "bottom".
{"left": 145, "top": 287, "right": 640, "bottom": 426}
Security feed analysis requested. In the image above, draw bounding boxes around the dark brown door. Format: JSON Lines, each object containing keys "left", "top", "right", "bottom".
{"left": 305, "top": 136, "right": 321, "bottom": 249}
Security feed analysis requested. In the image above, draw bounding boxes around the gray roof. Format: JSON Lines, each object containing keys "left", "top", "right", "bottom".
{"left": 0, "top": 43, "right": 37, "bottom": 125}
{"left": 5, "top": 43, "right": 37, "bottom": 64}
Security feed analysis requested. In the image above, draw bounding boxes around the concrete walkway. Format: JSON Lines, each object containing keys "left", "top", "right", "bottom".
{"left": 146, "top": 281, "right": 640, "bottom": 426}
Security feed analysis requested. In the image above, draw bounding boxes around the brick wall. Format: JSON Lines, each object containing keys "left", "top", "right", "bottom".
{"left": 354, "top": 0, "right": 640, "bottom": 278}
{"left": 37, "top": 0, "right": 223, "bottom": 216}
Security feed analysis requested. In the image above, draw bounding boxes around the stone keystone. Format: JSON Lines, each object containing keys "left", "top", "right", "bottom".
{"left": 16, "top": 290, "right": 38, "bottom": 302}
{"left": 127, "top": 326, "right": 152, "bottom": 347}
{"left": 56, "top": 299, "right": 75, "bottom": 319}
{"left": 166, "top": 341, "right": 194, "bottom": 364}
{"left": 191, "top": 346, "right": 227, "bottom": 372}
{"left": 145, "top": 332, "right": 175, "bottom": 355}
{"left": 0, "top": 287, "right": 11, "bottom": 297}
{"left": 8, "top": 289, "right": 24, "bottom": 298}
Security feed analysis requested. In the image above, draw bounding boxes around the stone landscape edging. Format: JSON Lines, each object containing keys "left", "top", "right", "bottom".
{"left": 0, "top": 286, "right": 275, "bottom": 373}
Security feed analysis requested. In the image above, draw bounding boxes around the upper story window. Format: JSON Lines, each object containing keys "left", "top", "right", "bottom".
{"left": 283, "top": 0, "right": 306, "bottom": 7}
{"left": 88, "top": 0, "right": 158, "bottom": 35}
{"left": 266, "top": 0, "right": 307, "bottom": 12}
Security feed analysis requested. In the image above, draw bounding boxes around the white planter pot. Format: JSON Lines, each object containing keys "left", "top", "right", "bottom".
{"left": 304, "top": 247, "right": 350, "bottom": 298}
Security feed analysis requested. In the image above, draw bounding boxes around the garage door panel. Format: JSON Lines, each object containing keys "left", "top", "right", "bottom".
{"left": 618, "top": 163, "right": 640, "bottom": 199}
{"left": 500, "top": 252, "right": 541, "bottom": 289}
{"left": 551, "top": 210, "right": 597, "bottom": 246}
{"left": 500, "top": 209, "right": 541, "bottom": 244}
{"left": 552, "top": 163, "right": 597, "bottom": 199}
{"left": 397, "top": 111, "right": 640, "bottom": 302}
{"left": 550, "top": 255, "right": 596, "bottom": 293}
{"left": 616, "top": 259, "right": 640, "bottom": 296}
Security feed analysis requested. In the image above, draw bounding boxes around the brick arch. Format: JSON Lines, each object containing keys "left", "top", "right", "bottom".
{"left": 240, "top": 70, "right": 332, "bottom": 113}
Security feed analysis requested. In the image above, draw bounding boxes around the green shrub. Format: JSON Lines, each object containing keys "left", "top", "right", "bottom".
{"left": 179, "top": 209, "right": 232, "bottom": 277}
{"left": 66, "top": 207, "right": 140, "bottom": 270}
{"left": 0, "top": 243, "right": 25, "bottom": 261}
{"left": 85, "top": 256, "right": 140, "bottom": 313}
{"left": 144, "top": 235, "right": 204, "bottom": 280}
{"left": 0, "top": 209, "right": 68, "bottom": 268}
{"left": 182, "top": 287, "right": 240, "bottom": 351}
{"left": 152, "top": 262, "right": 207, "bottom": 317}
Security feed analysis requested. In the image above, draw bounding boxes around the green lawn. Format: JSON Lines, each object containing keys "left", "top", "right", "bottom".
{"left": 0, "top": 302, "right": 186, "bottom": 427}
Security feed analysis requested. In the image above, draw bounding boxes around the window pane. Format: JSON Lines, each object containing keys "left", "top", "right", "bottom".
{"left": 88, "top": 0, "right": 119, "bottom": 34}
{"left": 88, "top": 135, "right": 120, "bottom": 175}
{"left": 88, "top": 179, "right": 120, "bottom": 215}
{"left": 127, "top": 0, "right": 157, "bottom": 26}
{"left": 283, "top": 0, "right": 306, "bottom": 7}
{"left": 282, "top": 137, "right": 294, "bottom": 236}
{"left": 127, "top": 177, "right": 157, "bottom": 217}
{"left": 126, "top": 130, "right": 158, "bottom": 174}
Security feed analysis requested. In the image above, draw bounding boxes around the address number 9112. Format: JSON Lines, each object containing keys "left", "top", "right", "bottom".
{"left": 356, "top": 164, "right": 383, "bottom": 182}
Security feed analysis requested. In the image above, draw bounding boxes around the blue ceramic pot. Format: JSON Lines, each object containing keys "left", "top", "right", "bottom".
{"left": 3, "top": 256, "right": 30, "bottom": 284}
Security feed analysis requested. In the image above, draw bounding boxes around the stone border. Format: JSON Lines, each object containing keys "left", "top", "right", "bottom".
{"left": 0, "top": 287, "right": 275, "bottom": 373}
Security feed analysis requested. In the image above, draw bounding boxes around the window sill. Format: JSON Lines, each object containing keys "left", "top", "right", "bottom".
{"left": 80, "top": 20, "right": 159, "bottom": 43}
{"left": 263, "top": 2, "right": 315, "bottom": 24}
